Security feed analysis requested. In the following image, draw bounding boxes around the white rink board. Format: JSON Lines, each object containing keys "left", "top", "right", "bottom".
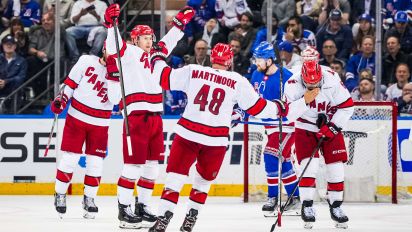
{"left": 0, "top": 117, "right": 411, "bottom": 196}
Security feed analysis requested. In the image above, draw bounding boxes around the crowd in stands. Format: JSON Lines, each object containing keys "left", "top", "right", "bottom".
{"left": 0, "top": 0, "right": 411, "bottom": 115}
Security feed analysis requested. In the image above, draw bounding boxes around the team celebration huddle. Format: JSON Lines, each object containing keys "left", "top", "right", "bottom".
{"left": 51, "top": 3, "right": 353, "bottom": 231}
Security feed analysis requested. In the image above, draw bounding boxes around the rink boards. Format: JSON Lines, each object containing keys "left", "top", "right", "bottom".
{"left": 0, "top": 115, "right": 411, "bottom": 199}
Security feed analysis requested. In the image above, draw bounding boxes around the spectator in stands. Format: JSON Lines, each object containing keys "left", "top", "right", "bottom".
{"left": 65, "top": 0, "right": 107, "bottom": 60}
{"left": 383, "top": 35, "right": 412, "bottom": 85}
{"left": 230, "top": 36, "right": 249, "bottom": 76}
{"left": 278, "top": 40, "right": 302, "bottom": 70}
{"left": 283, "top": 15, "right": 316, "bottom": 51}
{"left": 319, "top": 39, "right": 345, "bottom": 67}
{"left": 384, "top": 11, "right": 412, "bottom": 54}
{"left": 396, "top": 83, "right": 412, "bottom": 115}
{"left": 316, "top": 9, "right": 353, "bottom": 61}
{"left": 27, "top": 12, "right": 66, "bottom": 96}
{"left": 228, "top": 12, "right": 256, "bottom": 57}
{"left": 386, "top": 63, "right": 411, "bottom": 101}
{"left": 351, "top": 77, "right": 376, "bottom": 101}
{"left": 0, "top": 18, "right": 28, "bottom": 57}
{"left": 318, "top": 0, "right": 351, "bottom": 25}
{"left": 295, "top": 0, "right": 322, "bottom": 32}
{"left": 191, "top": 18, "right": 225, "bottom": 55}
{"left": 330, "top": 59, "right": 345, "bottom": 82}
{"left": 215, "top": 0, "right": 251, "bottom": 34}
{"left": 0, "top": 34, "right": 27, "bottom": 98}
{"left": 2, "top": 0, "right": 41, "bottom": 28}
{"left": 251, "top": 12, "right": 283, "bottom": 54}
{"left": 349, "top": 0, "right": 376, "bottom": 25}
{"left": 261, "top": 0, "right": 295, "bottom": 27}
{"left": 352, "top": 13, "right": 375, "bottom": 54}
{"left": 345, "top": 35, "right": 375, "bottom": 92}
{"left": 185, "top": 39, "right": 211, "bottom": 67}
{"left": 43, "top": 0, "right": 75, "bottom": 29}
{"left": 186, "top": 0, "right": 216, "bottom": 39}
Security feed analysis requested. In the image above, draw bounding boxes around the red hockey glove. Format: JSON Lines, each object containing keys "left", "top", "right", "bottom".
{"left": 273, "top": 99, "right": 289, "bottom": 118}
{"left": 150, "top": 41, "right": 168, "bottom": 73}
{"left": 104, "top": 3, "right": 120, "bottom": 28}
{"left": 51, "top": 95, "right": 68, "bottom": 114}
{"left": 316, "top": 122, "right": 341, "bottom": 140}
{"left": 106, "top": 55, "right": 120, "bottom": 81}
{"left": 173, "top": 6, "right": 195, "bottom": 31}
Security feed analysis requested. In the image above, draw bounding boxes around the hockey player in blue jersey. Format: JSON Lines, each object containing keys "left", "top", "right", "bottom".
{"left": 251, "top": 41, "right": 300, "bottom": 216}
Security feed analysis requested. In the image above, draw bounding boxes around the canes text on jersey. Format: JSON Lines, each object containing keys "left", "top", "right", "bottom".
{"left": 85, "top": 67, "right": 109, "bottom": 103}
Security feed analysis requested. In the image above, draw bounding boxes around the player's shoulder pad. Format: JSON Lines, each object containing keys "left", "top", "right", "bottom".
{"left": 321, "top": 65, "right": 341, "bottom": 87}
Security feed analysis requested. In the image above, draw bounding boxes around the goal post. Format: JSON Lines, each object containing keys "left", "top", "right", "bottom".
{"left": 243, "top": 101, "right": 407, "bottom": 204}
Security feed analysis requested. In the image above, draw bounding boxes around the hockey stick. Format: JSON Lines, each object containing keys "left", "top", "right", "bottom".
{"left": 108, "top": 0, "right": 133, "bottom": 156}
{"left": 269, "top": 137, "right": 325, "bottom": 232}
{"left": 273, "top": 42, "right": 284, "bottom": 225}
{"left": 44, "top": 84, "right": 66, "bottom": 157}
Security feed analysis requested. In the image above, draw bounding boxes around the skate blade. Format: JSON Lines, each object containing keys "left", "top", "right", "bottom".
{"left": 304, "top": 222, "right": 314, "bottom": 229}
{"left": 57, "top": 213, "right": 65, "bottom": 219}
{"left": 83, "top": 210, "right": 96, "bottom": 219}
{"left": 283, "top": 210, "right": 301, "bottom": 216}
{"left": 335, "top": 222, "right": 348, "bottom": 229}
{"left": 263, "top": 210, "right": 276, "bottom": 217}
{"left": 119, "top": 221, "right": 142, "bottom": 229}
{"left": 140, "top": 220, "right": 156, "bottom": 228}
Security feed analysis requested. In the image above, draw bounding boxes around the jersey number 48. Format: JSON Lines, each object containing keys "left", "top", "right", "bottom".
{"left": 194, "top": 84, "right": 226, "bottom": 115}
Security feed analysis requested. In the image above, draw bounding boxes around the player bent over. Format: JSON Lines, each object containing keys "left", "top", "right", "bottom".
{"left": 251, "top": 41, "right": 300, "bottom": 216}
{"left": 148, "top": 42, "right": 292, "bottom": 232}
{"left": 284, "top": 47, "right": 353, "bottom": 229}
{"left": 52, "top": 48, "right": 116, "bottom": 219}
{"left": 104, "top": 4, "right": 195, "bottom": 229}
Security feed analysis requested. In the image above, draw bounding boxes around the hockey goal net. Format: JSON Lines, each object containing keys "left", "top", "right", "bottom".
{"left": 243, "top": 101, "right": 411, "bottom": 203}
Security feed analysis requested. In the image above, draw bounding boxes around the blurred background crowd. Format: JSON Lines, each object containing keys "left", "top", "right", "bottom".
{"left": 0, "top": 0, "right": 411, "bottom": 116}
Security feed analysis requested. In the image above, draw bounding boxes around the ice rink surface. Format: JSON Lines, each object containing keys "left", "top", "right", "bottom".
{"left": 0, "top": 196, "right": 411, "bottom": 232}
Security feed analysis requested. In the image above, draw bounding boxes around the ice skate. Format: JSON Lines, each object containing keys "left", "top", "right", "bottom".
{"left": 54, "top": 193, "right": 66, "bottom": 219}
{"left": 329, "top": 201, "right": 349, "bottom": 229}
{"left": 301, "top": 200, "right": 315, "bottom": 229}
{"left": 149, "top": 211, "right": 174, "bottom": 232}
{"left": 283, "top": 196, "right": 301, "bottom": 216}
{"left": 135, "top": 198, "right": 156, "bottom": 228}
{"left": 180, "top": 208, "right": 198, "bottom": 232}
{"left": 118, "top": 202, "right": 142, "bottom": 229}
{"left": 82, "top": 195, "right": 98, "bottom": 219}
{"left": 262, "top": 197, "right": 278, "bottom": 217}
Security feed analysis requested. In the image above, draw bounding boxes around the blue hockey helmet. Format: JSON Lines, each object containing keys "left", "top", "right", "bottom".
{"left": 253, "top": 41, "right": 276, "bottom": 60}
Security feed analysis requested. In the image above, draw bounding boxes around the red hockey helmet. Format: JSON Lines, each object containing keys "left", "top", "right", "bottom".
{"left": 301, "top": 47, "right": 322, "bottom": 85}
{"left": 210, "top": 43, "right": 234, "bottom": 67}
{"left": 130, "top": 25, "right": 155, "bottom": 41}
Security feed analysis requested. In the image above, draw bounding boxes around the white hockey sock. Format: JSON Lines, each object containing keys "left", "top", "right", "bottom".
{"left": 158, "top": 172, "right": 186, "bottom": 216}
{"left": 117, "top": 164, "right": 142, "bottom": 205}
{"left": 187, "top": 169, "right": 211, "bottom": 214}
{"left": 137, "top": 161, "right": 159, "bottom": 207}
{"left": 55, "top": 152, "right": 80, "bottom": 194}
{"left": 326, "top": 162, "right": 345, "bottom": 204}
{"left": 84, "top": 155, "right": 104, "bottom": 198}
{"left": 298, "top": 158, "right": 319, "bottom": 202}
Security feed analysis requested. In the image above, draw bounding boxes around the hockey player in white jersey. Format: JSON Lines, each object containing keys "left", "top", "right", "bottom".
{"left": 284, "top": 47, "right": 354, "bottom": 229}
{"left": 52, "top": 48, "right": 116, "bottom": 219}
{"left": 148, "top": 42, "right": 289, "bottom": 232}
{"left": 103, "top": 4, "right": 195, "bottom": 229}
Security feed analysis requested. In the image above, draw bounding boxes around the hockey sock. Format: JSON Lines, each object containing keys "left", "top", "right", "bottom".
{"left": 187, "top": 169, "right": 211, "bottom": 213}
{"left": 117, "top": 164, "right": 142, "bottom": 205}
{"left": 55, "top": 152, "right": 80, "bottom": 194}
{"left": 158, "top": 172, "right": 186, "bottom": 216}
{"left": 264, "top": 154, "right": 279, "bottom": 197}
{"left": 137, "top": 160, "right": 159, "bottom": 206}
{"left": 84, "top": 155, "right": 104, "bottom": 198}
{"left": 281, "top": 161, "right": 299, "bottom": 196}
{"left": 298, "top": 158, "right": 319, "bottom": 201}
{"left": 326, "top": 162, "right": 344, "bottom": 204}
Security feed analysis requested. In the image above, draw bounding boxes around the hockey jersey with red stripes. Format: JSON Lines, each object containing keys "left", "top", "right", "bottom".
{"left": 284, "top": 65, "right": 354, "bottom": 132}
{"left": 62, "top": 55, "right": 114, "bottom": 126}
